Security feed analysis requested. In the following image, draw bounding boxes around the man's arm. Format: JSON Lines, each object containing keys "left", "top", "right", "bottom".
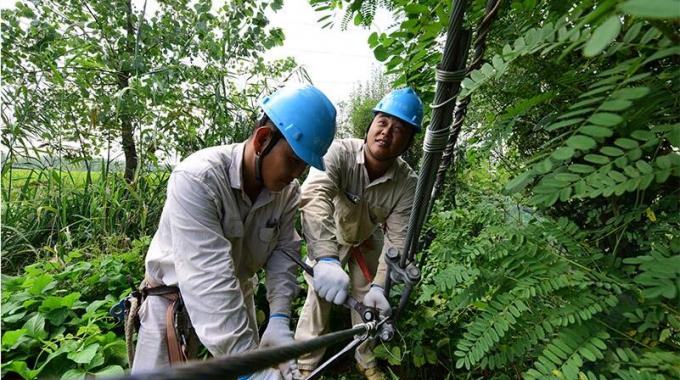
{"left": 373, "top": 175, "right": 417, "bottom": 287}
{"left": 166, "top": 171, "right": 257, "bottom": 356}
{"left": 300, "top": 144, "right": 343, "bottom": 260}
{"left": 264, "top": 185, "right": 301, "bottom": 317}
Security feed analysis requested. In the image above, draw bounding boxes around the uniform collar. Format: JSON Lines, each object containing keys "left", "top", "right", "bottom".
{"left": 229, "top": 141, "right": 273, "bottom": 208}
{"left": 228, "top": 142, "right": 246, "bottom": 190}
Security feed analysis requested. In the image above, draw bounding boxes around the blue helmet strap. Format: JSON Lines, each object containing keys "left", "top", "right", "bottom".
{"left": 255, "top": 124, "right": 282, "bottom": 184}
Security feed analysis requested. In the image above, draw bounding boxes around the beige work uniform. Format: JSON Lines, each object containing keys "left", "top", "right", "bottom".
{"left": 294, "top": 138, "right": 416, "bottom": 370}
{"left": 132, "top": 143, "right": 300, "bottom": 375}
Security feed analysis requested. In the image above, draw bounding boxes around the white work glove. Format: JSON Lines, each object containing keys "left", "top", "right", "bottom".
{"left": 363, "top": 285, "right": 392, "bottom": 317}
{"left": 260, "top": 314, "right": 294, "bottom": 347}
{"left": 259, "top": 314, "right": 302, "bottom": 380}
{"left": 238, "top": 368, "right": 283, "bottom": 380}
{"left": 313, "top": 257, "right": 350, "bottom": 305}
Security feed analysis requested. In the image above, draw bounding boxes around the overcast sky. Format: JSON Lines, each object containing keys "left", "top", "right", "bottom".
{"left": 265, "top": 1, "right": 391, "bottom": 104}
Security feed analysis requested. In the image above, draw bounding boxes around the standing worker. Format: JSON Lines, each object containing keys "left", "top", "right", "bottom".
{"left": 294, "top": 88, "right": 423, "bottom": 380}
{"left": 131, "top": 84, "right": 337, "bottom": 379}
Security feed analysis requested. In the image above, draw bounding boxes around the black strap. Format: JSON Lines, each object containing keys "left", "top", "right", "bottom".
{"left": 255, "top": 129, "right": 282, "bottom": 183}
{"left": 142, "top": 285, "right": 180, "bottom": 297}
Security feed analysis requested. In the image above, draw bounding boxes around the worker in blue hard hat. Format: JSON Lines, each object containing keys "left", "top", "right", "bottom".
{"left": 294, "top": 87, "right": 423, "bottom": 380}
{"left": 130, "top": 84, "right": 336, "bottom": 380}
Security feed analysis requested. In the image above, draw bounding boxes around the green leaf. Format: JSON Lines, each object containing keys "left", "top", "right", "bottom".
{"left": 1, "top": 361, "right": 35, "bottom": 380}
{"left": 623, "top": 165, "right": 640, "bottom": 178}
{"left": 368, "top": 32, "right": 379, "bottom": 48}
{"left": 623, "top": 22, "right": 643, "bottom": 43}
{"left": 611, "top": 87, "right": 649, "bottom": 99}
{"left": 667, "top": 124, "right": 680, "bottom": 146}
{"left": 569, "top": 164, "right": 595, "bottom": 173}
{"left": 619, "top": 0, "right": 680, "bottom": 19}
{"left": 61, "top": 369, "right": 87, "bottom": 380}
{"left": 505, "top": 170, "right": 535, "bottom": 193}
{"left": 614, "top": 156, "right": 629, "bottom": 168}
{"left": 555, "top": 173, "right": 580, "bottom": 183}
{"left": 580, "top": 125, "right": 613, "bottom": 137}
{"left": 580, "top": 346, "right": 597, "bottom": 362}
{"left": 584, "top": 16, "right": 621, "bottom": 57}
{"left": 23, "top": 313, "right": 46, "bottom": 339}
{"left": 643, "top": 46, "right": 680, "bottom": 65}
{"left": 614, "top": 138, "right": 639, "bottom": 150}
{"left": 552, "top": 147, "right": 576, "bottom": 161}
{"left": 28, "top": 274, "right": 55, "bottom": 295}
{"left": 656, "top": 155, "right": 672, "bottom": 169}
{"left": 600, "top": 99, "right": 632, "bottom": 111}
{"left": 656, "top": 169, "right": 671, "bottom": 183}
{"left": 630, "top": 129, "right": 655, "bottom": 141}
{"left": 67, "top": 343, "right": 100, "bottom": 365}
{"left": 601, "top": 146, "right": 625, "bottom": 156}
{"left": 566, "top": 135, "right": 597, "bottom": 150}
{"left": 608, "top": 170, "right": 627, "bottom": 182}
{"left": 373, "top": 46, "right": 389, "bottom": 62}
{"left": 1, "top": 329, "right": 29, "bottom": 349}
{"left": 94, "top": 365, "right": 125, "bottom": 378}
{"left": 588, "top": 113, "right": 623, "bottom": 127}
{"left": 640, "top": 173, "right": 654, "bottom": 189}
{"left": 535, "top": 159, "right": 553, "bottom": 174}
{"left": 584, "top": 154, "right": 610, "bottom": 165}
{"left": 626, "top": 148, "right": 642, "bottom": 161}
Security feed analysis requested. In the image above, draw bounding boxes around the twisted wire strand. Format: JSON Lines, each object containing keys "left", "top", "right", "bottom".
{"left": 429, "top": 0, "right": 503, "bottom": 215}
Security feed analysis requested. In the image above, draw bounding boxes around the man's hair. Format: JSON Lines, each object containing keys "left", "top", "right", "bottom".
{"left": 253, "top": 113, "right": 272, "bottom": 132}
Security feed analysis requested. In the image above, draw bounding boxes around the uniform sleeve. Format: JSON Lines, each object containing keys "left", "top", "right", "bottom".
{"left": 165, "top": 171, "right": 257, "bottom": 356}
{"left": 265, "top": 184, "right": 302, "bottom": 316}
{"left": 373, "top": 174, "right": 417, "bottom": 286}
{"left": 300, "top": 144, "right": 343, "bottom": 260}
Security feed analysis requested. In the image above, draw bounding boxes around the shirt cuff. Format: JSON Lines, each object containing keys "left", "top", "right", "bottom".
{"left": 268, "top": 297, "right": 292, "bottom": 316}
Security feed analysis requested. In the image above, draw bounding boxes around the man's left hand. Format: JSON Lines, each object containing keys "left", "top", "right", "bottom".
{"left": 363, "top": 285, "right": 392, "bottom": 317}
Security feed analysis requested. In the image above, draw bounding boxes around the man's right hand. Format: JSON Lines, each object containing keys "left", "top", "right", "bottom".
{"left": 313, "top": 258, "right": 349, "bottom": 305}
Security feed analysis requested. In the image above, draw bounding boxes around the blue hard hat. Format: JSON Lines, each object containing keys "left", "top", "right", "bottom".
{"left": 372, "top": 87, "right": 424, "bottom": 132}
{"left": 259, "top": 84, "right": 337, "bottom": 171}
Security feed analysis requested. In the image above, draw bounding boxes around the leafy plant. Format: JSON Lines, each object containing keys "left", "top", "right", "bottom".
{"left": 1, "top": 238, "right": 148, "bottom": 379}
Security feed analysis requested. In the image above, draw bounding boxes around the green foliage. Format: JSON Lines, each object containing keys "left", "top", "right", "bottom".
{"left": 1, "top": 238, "right": 148, "bottom": 379}
{"left": 311, "top": 0, "right": 679, "bottom": 379}
{"left": 1, "top": 165, "right": 168, "bottom": 273}
{"left": 2, "top": 0, "right": 294, "bottom": 179}
{"left": 337, "top": 68, "right": 393, "bottom": 138}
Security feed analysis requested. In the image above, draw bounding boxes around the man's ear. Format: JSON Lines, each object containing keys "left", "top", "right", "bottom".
{"left": 252, "top": 126, "right": 273, "bottom": 155}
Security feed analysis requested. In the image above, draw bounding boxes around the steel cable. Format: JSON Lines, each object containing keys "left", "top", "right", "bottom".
{"left": 110, "top": 323, "right": 374, "bottom": 380}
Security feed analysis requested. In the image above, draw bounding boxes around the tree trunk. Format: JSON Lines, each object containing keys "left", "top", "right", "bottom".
{"left": 120, "top": 0, "right": 137, "bottom": 182}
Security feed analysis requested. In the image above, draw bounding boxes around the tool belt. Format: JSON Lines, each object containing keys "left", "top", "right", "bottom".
{"left": 123, "top": 278, "right": 198, "bottom": 367}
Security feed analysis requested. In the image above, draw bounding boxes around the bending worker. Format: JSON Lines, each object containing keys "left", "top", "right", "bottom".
{"left": 295, "top": 88, "right": 423, "bottom": 380}
{"left": 131, "top": 84, "right": 337, "bottom": 379}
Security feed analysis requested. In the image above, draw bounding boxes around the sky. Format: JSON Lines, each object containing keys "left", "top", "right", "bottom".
{"left": 0, "top": 0, "right": 391, "bottom": 104}
{"left": 265, "top": 1, "right": 391, "bottom": 104}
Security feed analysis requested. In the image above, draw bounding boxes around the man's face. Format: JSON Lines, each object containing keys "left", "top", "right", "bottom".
{"left": 366, "top": 113, "right": 414, "bottom": 161}
{"left": 261, "top": 139, "right": 308, "bottom": 192}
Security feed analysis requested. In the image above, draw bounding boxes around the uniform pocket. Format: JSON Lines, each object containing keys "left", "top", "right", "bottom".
{"left": 370, "top": 206, "right": 389, "bottom": 224}
{"left": 259, "top": 226, "right": 277, "bottom": 243}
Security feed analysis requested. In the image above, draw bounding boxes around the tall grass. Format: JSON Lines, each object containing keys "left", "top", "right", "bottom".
{"left": 1, "top": 162, "right": 169, "bottom": 274}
